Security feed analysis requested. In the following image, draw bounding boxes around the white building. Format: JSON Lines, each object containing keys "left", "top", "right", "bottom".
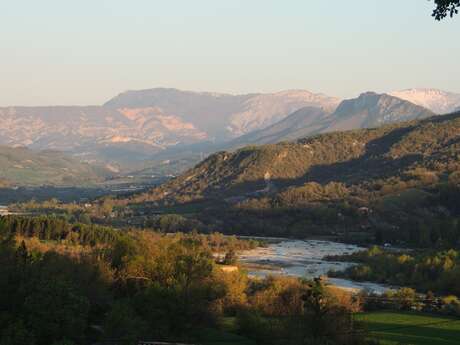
{"left": 0, "top": 206, "right": 10, "bottom": 216}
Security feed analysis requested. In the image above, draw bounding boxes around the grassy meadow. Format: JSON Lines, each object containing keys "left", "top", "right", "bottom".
{"left": 357, "top": 311, "right": 460, "bottom": 345}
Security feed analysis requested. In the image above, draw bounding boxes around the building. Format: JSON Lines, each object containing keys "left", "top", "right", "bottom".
{"left": 0, "top": 206, "right": 10, "bottom": 216}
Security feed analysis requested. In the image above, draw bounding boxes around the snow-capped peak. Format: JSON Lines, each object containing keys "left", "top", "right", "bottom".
{"left": 389, "top": 88, "right": 460, "bottom": 114}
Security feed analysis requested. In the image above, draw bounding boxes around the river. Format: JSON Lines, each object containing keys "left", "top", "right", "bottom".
{"left": 238, "top": 239, "right": 391, "bottom": 293}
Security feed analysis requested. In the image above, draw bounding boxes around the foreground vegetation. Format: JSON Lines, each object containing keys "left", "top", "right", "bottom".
{"left": 0, "top": 215, "right": 372, "bottom": 345}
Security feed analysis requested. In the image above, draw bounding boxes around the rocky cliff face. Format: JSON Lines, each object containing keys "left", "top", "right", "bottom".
{"left": 0, "top": 106, "right": 207, "bottom": 151}
{"left": 104, "top": 88, "right": 340, "bottom": 139}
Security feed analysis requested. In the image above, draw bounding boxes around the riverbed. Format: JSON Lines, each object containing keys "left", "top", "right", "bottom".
{"left": 239, "top": 239, "right": 391, "bottom": 293}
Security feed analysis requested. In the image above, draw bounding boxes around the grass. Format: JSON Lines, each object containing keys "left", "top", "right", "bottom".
{"left": 199, "top": 312, "right": 460, "bottom": 345}
{"left": 198, "top": 328, "right": 256, "bottom": 345}
{"left": 196, "top": 318, "right": 256, "bottom": 345}
{"left": 356, "top": 311, "right": 460, "bottom": 345}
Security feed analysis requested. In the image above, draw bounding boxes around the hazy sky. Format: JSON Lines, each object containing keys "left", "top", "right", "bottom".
{"left": 1, "top": 0, "right": 459, "bottom": 106}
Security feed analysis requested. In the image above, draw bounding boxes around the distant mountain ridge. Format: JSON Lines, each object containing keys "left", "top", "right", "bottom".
{"left": 0, "top": 88, "right": 340, "bottom": 171}
{"left": 389, "top": 88, "right": 460, "bottom": 114}
{"left": 0, "top": 106, "right": 206, "bottom": 150}
{"left": 224, "top": 92, "right": 435, "bottom": 149}
{"left": 325, "top": 92, "right": 434, "bottom": 131}
{"left": 0, "top": 87, "right": 451, "bottom": 176}
{"left": 104, "top": 88, "right": 341, "bottom": 139}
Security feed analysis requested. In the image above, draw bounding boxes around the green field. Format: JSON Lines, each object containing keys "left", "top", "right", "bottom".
{"left": 357, "top": 311, "right": 460, "bottom": 345}
{"left": 199, "top": 327, "right": 256, "bottom": 345}
{"left": 202, "top": 313, "right": 460, "bottom": 345}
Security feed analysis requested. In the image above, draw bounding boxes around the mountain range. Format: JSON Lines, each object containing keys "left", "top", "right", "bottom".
{"left": 0, "top": 89, "right": 339, "bottom": 171}
{"left": 225, "top": 92, "right": 434, "bottom": 149}
{"left": 104, "top": 88, "right": 340, "bottom": 139}
{"left": 130, "top": 109, "right": 460, "bottom": 206}
{"left": 0, "top": 87, "right": 459, "bottom": 182}
{"left": 389, "top": 88, "right": 460, "bottom": 114}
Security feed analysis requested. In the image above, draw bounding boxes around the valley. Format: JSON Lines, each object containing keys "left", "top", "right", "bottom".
{"left": 3, "top": 2, "right": 460, "bottom": 345}
{"left": 3, "top": 103, "right": 460, "bottom": 345}
{"left": 1, "top": 76, "right": 460, "bottom": 345}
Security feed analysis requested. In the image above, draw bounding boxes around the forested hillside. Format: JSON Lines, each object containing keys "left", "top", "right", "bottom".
{"left": 111, "top": 111, "right": 460, "bottom": 244}
{"left": 132, "top": 111, "right": 459, "bottom": 202}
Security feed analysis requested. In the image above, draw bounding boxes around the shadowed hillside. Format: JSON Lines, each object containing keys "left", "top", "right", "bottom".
{"left": 105, "top": 111, "right": 460, "bottom": 242}
{"left": 130, "top": 111, "right": 459, "bottom": 204}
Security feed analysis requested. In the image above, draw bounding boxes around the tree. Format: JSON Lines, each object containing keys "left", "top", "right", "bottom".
{"left": 391, "top": 288, "right": 417, "bottom": 310}
{"left": 223, "top": 249, "right": 237, "bottom": 265}
{"left": 433, "top": 0, "right": 460, "bottom": 20}
{"left": 302, "top": 278, "right": 331, "bottom": 338}
{"left": 0, "top": 320, "right": 35, "bottom": 345}
{"left": 24, "top": 278, "right": 89, "bottom": 345}
{"left": 103, "top": 301, "right": 147, "bottom": 345}
{"left": 302, "top": 278, "right": 357, "bottom": 343}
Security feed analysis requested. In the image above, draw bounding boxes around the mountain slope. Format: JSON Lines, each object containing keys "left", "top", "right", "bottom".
{"left": 0, "top": 146, "right": 108, "bottom": 186}
{"left": 0, "top": 106, "right": 206, "bottom": 151}
{"left": 324, "top": 92, "right": 435, "bottom": 132}
{"left": 226, "top": 107, "right": 328, "bottom": 148}
{"left": 222, "top": 92, "right": 435, "bottom": 150}
{"left": 104, "top": 88, "right": 341, "bottom": 139}
{"left": 130, "top": 110, "right": 460, "bottom": 204}
{"left": 390, "top": 88, "right": 460, "bottom": 114}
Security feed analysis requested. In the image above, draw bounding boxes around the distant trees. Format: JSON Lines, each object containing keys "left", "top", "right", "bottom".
{"left": 331, "top": 247, "right": 460, "bottom": 297}
{"left": 0, "top": 215, "right": 123, "bottom": 246}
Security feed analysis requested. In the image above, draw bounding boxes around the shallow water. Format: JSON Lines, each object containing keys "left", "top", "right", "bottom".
{"left": 239, "top": 239, "right": 391, "bottom": 293}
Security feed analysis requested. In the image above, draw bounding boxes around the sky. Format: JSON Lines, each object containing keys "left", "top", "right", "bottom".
{"left": 1, "top": 0, "right": 459, "bottom": 106}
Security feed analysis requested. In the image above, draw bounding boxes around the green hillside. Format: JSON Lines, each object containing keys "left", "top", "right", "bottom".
{"left": 131, "top": 111, "right": 460, "bottom": 203}
{"left": 116, "top": 111, "right": 460, "bottom": 243}
{"left": 0, "top": 146, "right": 108, "bottom": 186}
